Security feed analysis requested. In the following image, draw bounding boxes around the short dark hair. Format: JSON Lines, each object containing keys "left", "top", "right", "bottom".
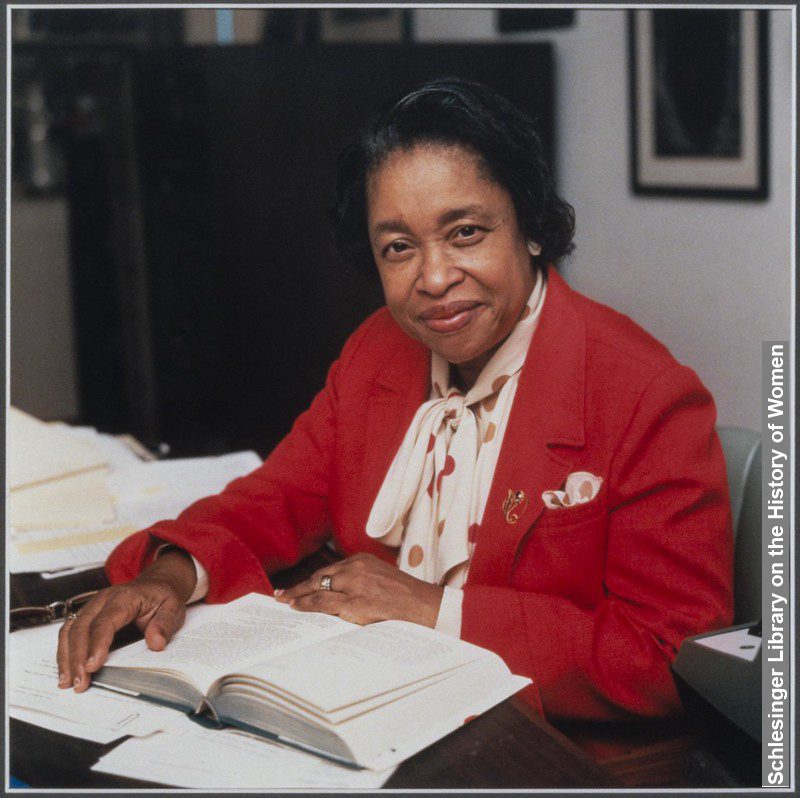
{"left": 332, "top": 77, "right": 575, "bottom": 273}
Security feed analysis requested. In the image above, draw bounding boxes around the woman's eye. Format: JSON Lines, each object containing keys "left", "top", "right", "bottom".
{"left": 383, "top": 241, "right": 412, "bottom": 259}
{"left": 453, "top": 225, "right": 486, "bottom": 244}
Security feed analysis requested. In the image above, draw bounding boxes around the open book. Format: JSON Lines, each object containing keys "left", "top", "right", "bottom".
{"left": 95, "top": 593, "right": 529, "bottom": 770}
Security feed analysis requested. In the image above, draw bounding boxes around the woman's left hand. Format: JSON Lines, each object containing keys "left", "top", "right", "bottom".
{"left": 274, "top": 553, "right": 444, "bottom": 628}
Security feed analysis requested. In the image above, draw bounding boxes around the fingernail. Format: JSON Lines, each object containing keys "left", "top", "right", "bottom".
{"left": 73, "top": 677, "right": 81, "bottom": 688}
{"left": 58, "top": 673, "right": 68, "bottom": 686}
{"left": 274, "top": 589, "right": 283, "bottom": 596}
{"left": 86, "top": 655, "right": 97, "bottom": 669}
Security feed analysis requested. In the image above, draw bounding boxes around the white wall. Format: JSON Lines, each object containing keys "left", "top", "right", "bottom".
{"left": 415, "top": 9, "right": 793, "bottom": 431}
{"left": 10, "top": 197, "right": 80, "bottom": 420}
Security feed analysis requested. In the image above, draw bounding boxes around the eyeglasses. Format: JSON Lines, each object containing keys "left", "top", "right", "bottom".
{"left": 10, "top": 591, "right": 98, "bottom": 633}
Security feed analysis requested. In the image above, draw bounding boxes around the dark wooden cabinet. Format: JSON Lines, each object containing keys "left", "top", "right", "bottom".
{"left": 29, "top": 43, "right": 555, "bottom": 455}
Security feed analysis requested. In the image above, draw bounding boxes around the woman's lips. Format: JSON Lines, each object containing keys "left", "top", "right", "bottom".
{"left": 419, "top": 302, "right": 481, "bottom": 334}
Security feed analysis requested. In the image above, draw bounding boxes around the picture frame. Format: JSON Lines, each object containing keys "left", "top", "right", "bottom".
{"left": 628, "top": 9, "right": 769, "bottom": 200}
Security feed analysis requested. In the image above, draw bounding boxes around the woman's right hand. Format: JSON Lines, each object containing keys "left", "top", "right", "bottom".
{"left": 56, "top": 548, "right": 197, "bottom": 692}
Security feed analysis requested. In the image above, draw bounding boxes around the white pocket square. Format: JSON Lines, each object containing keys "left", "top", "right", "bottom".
{"left": 542, "top": 471, "right": 603, "bottom": 509}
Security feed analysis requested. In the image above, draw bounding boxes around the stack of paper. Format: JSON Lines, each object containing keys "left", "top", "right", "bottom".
{"left": 11, "top": 471, "right": 117, "bottom": 530}
{"left": 59, "top": 425, "right": 145, "bottom": 472}
{"left": 9, "top": 429, "right": 262, "bottom": 574}
{"left": 10, "top": 408, "right": 110, "bottom": 490}
{"left": 9, "top": 408, "right": 114, "bottom": 530}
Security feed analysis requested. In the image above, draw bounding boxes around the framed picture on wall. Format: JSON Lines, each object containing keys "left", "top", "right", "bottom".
{"left": 629, "top": 9, "right": 769, "bottom": 200}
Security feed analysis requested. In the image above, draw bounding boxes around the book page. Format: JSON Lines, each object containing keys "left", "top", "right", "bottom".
{"left": 219, "top": 667, "right": 455, "bottom": 725}
{"left": 103, "top": 594, "right": 350, "bottom": 695}
{"left": 337, "top": 657, "right": 530, "bottom": 770}
{"left": 243, "top": 619, "right": 491, "bottom": 713}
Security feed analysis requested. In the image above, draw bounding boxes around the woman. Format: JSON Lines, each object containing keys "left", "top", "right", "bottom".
{"left": 58, "top": 78, "right": 733, "bottom": 721}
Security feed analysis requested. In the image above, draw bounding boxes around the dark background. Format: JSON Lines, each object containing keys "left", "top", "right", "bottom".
{"left": 12, "top": 37, "right": 554, "bottom": 457}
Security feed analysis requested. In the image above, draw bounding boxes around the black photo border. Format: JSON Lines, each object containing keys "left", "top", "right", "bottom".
{"left": 628, "top": 9, "right": 770, "bottom": 201}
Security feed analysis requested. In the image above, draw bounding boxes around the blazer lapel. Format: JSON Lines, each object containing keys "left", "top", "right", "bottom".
{"left": 467, "top": 267, "right": 587, "bottom": 586}
{"left": 357, "top": 333, "right": 430, "bottom": 559}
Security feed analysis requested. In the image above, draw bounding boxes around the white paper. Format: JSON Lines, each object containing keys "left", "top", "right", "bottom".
{"left": 63, "top": 426, "right": 144, "bottom": 471}
{"left": 106, "top": 451, "right": 262, "bottom": 505}
{"left": 40, "top": 562, "right": 105, "bottom": 579}
{"left": 9, "top": 624, "right": 184, "bottom": 737}
{"left": 10, "top": 451, "right": 261, "bottom": 573}
{"left": 694, "top": 627, "right": 761, "bottom": 662}
{"left": 91, "top": 717, "right": 395, "bottom": 789}
{"left": 9, "top": 407, "right": 108, "bottom": 489}
{"left": 10, "top": 469, "right": 115, "bottom": 529}
{"left": 10, "top": 706, "right": 126, "bottom": 744}
{"left": 10, "top": 520, "right": 141, "bottom": 574}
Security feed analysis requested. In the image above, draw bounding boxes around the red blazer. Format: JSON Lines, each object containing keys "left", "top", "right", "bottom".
{"left": 107, "top": 266, "right": 734, "bottom": 721}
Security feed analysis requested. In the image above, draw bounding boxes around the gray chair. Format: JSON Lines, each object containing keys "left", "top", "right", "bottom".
{"left": 716, "top": 426, "right": 761, "bottom": 625}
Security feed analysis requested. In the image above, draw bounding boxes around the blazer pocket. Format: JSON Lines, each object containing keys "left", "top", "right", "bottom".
{"left": 535, "top": 497, "right": 607, "bottom": 529}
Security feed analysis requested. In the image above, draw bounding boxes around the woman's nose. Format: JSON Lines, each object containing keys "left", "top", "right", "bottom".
{"left": 416, "top": 246, "right": 463, "bottom": 296}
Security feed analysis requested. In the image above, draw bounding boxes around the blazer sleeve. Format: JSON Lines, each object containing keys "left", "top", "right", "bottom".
{"left": 104, "top": 316, "right": 376, "bottom": 604}
{"left": 460, "top": 364, "right": 734, "bottom": 721}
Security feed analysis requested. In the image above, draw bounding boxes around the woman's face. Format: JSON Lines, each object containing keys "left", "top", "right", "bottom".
{"left": 367, "top": 144, "right": 536, "bottom": 381}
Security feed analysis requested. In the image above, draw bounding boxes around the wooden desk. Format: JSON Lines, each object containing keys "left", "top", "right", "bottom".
{"left": 555, "top": 712, "right": 760, "bottom": 789}
{"left": 9, "top": 560, "right": 616, "bottom": 790}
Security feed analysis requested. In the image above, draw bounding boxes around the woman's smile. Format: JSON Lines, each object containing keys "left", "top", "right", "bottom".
{"left": 418, "top": 301, "right": 483, "bottom": 334}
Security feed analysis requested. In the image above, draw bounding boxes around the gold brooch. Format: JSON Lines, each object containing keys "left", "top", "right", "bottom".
{"left": 502, "top": 489, "right": 529, "bottom": 524}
